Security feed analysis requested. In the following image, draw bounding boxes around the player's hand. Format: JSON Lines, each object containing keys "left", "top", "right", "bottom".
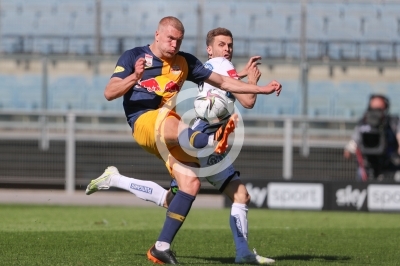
{"left": 344, "top": 150, "right": 352, "bottom": 159}
{"left": 237, "top": 56, "right": 261, "bottom": 79}
{"left": 133, "top": 58, "right": 146, "bottom": 80}
{"left": 261, "top": 80, "right": 282, "bottom": 96}
{"left": 247, "top": 63, "right": 261, "bottom": 85}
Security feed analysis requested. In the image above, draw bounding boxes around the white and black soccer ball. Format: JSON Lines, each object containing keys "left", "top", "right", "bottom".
{"left": 194, "top": 89, "right": 234, "bottom": 122}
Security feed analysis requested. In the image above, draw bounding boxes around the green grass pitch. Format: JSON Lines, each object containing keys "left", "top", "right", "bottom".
{"left": 1, "top": 204, "right": 399, "bottom": 265}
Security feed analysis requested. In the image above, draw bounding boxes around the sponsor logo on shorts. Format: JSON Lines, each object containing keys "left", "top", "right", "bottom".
{"left": 207, "top": 154, "right": 226, "bottom": 166}
{"left": 130, "top": 183, "right": 153, "bottom": 194}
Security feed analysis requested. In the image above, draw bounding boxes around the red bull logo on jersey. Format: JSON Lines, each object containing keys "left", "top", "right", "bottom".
{"left": 139, "top": 77, "right": 181, "bottom": 93}
{"left": 165, "top": 81, "right": 180, "bottom": 92}
{"left": 139, "top": 78, "right": 161, "bottom": 92}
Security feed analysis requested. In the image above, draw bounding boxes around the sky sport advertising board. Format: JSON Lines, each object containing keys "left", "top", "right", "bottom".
{"left": 229, "top": 180, "right": 400, "bottom": 212}
{"left": 243, "top": 181, "right": 324, "bottom": 210}
{"left": 267, "top": 183, "right": 324, "bottom": 210}
{"left": 367, "top": 185, "right": 400, "bottom": 211}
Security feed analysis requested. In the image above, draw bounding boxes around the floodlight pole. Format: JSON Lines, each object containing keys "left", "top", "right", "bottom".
{"left": 0, "top": 0, "right": 2, "bottom": 48}
{"left": 65, "top": 112, "right": 76, "bottom": 195}
{"left": 196, "top": 0, "right": 204, "bottom": 58}
{"left": 95, "top": 0, "right": 102, "bottom": 55}
{"left": 39, "top": 56, "right": 49, "bottom": 151}
{"left": 283, "top": 118, "right": 293, "bottom": 179}
{"left": 93, "top": 0, "right": 102, "bottom": 75}
{"left": 300, "top": 0, "right": 309, "bottom": 157}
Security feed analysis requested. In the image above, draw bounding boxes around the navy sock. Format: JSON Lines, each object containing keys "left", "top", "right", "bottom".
{"left": 178, "top": 128, "right": 209, "bottom": 149}
{"left": 157, "top": 190, "right": 196, "bottom": 244}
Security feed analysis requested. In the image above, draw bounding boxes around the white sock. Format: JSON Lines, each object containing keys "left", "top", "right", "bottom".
{"left": 110, "top": 174, "right": 167, "bottom": 207}
{"left": 230, "top": 203, "right": 250, "bottom": 256}
{"left": 155, "top": 241, "right": 170, "bottom": 251}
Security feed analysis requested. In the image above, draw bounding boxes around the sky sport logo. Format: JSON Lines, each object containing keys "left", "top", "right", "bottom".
{"left": 130, "top": 183, "right": 153, "bottom": 194}
{"left": 155, "top": 86, "right": 245, "bottom": 178}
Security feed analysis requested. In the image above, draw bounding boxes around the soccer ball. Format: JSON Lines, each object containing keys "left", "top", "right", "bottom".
{"left": 194, "top": 89, "right": 234, "bottom": 122}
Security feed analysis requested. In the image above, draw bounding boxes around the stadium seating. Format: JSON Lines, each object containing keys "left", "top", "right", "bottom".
{"left": 1, "top": 0, "right": 400, "bottom": 60}
{"left": 332, "top": 82, "right": 372, "bottom": 118}
{"left": 0, "top": 1, "right": 399, "bottom": 116}
{"left": 86, "top": 75, "right": 122, "bottom": 111}
{"left": 13, "top": 75, "right": 42, "bottom": 110}
{"left": 249, "top": 80, "right": 300, "bottom": 116}
{"left": 0, "top": 74, "right": 398, "bottom": 117}
{"left": 308, "top": 81, "right": 335, "bottom": 117}
{"left": 0, "top": 75, "right": 17, "bottom": 109}
{"left": 386, "top": 84, "right": 400, "bottom": 116}
{"left": 48, "top": 76, "right": 88, "bottom": 110}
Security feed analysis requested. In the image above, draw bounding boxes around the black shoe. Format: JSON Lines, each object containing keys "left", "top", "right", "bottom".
{"left": 147, "top": 245, "right": 178, "bottom": 264}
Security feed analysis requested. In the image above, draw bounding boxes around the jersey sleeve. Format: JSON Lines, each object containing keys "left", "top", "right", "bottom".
{"left": 184, "top": 52, "right": 212, "bottom": 85}
{"left": 216, "top": 59, "right": 239, "bottom": 79}
{"left": 111, "top": 50, "right": 136, "bottom": 79}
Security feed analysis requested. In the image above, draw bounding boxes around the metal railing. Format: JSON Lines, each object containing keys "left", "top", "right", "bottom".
{"left": 0, "top": 110, "right": 359, "bottom": 193}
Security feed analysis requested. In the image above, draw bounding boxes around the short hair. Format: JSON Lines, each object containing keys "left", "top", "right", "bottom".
{"left": 158, "top": 16, "right": 185, "bottom": 34}
{"left": 206, "top": 27, "right": 233, "bottom": 46}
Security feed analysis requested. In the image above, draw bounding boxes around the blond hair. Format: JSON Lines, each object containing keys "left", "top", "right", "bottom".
{"left": 158, "top": 16, "right": 185, "bottom": 34}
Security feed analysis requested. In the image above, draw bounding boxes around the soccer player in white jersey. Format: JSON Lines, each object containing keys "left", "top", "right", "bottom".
{"left": 86, "top": 27, "right": 277, "bottom": 265}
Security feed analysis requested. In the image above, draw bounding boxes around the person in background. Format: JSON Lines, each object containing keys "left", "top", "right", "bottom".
{"left": 344, "top": 94, "right": 400, "bottom": 181}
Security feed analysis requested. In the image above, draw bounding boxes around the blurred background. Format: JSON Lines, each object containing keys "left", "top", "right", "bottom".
{"left": 0, "top": 0, "right": 399, "bottom": 192}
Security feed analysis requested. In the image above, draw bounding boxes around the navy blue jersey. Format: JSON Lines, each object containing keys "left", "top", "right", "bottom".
{"left": 111, "top": 45, "right": 212, "bottom": 127}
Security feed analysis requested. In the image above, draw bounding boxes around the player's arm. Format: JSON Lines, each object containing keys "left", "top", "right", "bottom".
{"left": 233, "top": 62, "right": 261, "bottom": 108}
{"left": 236, "top": 56, "right": 261, "bottom": 79}
{"left": 188, "top": 53, "right": 280, "bottom": 96}
{"left": 104, "top": 57, "right": 145, "bottom": 101}
{"left": 206, "top": 72, "right": 281, "bottom": 95}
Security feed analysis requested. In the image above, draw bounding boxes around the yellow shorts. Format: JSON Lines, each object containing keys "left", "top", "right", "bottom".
{"left": 133, "top": 108, "right": 199, "bottom": 177}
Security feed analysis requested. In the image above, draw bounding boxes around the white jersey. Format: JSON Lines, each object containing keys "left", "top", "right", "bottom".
{"left": 200, "top": 57, "right": 239, "bottom": 101}
{"left": 191, "top": 57, "right": 241, "bottom": 190}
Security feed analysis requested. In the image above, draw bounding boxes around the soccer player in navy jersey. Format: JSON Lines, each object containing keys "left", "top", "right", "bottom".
{"left": 86, "top": 17, "right": 281, "bottom": 264}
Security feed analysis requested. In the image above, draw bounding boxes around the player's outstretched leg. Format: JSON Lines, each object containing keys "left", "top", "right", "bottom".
{"left": 235, "top": 248, "right": 275, "bottom": 265}
{"left": 214, "top": 113, "right": 239, "bottom": 154}
{"left": 85, "top": 166, "right": 169, "bottom": 207}
{"left": 147, "top": 244, "right": 178, "bottom": 264}
{"left": 85, "top": 166, "right": 118, "bottom": 195}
